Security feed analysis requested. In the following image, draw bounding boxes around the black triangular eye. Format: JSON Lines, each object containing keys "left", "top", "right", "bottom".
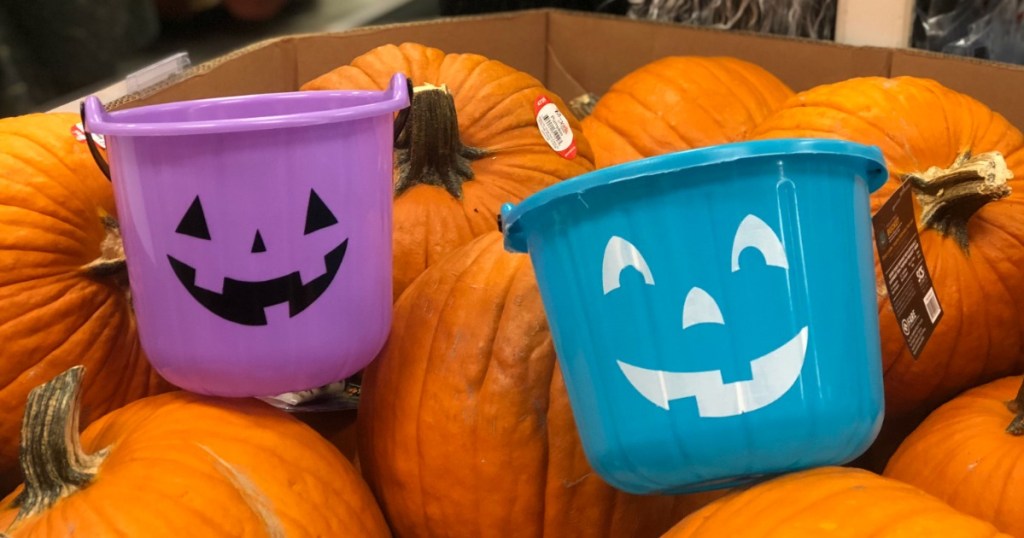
{"left": 251, "top": 230, "right": 267, "bottom": 253}
{"left": 304, "top": 189, "right": 338, "bottom": 235}
{"left": 176, "top": 196, "right": 211, "bottom": 240}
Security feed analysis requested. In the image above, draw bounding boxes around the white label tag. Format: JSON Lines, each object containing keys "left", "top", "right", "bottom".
{"left": 71, "top": 123, "right": 106, "bottom": 149}
{"left": 533, "top": 95, "right": 577, "bottom": 159}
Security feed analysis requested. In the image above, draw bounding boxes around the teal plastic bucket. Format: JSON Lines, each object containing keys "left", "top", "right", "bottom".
{"left": 501, "top": 139, "right": 889, "bottom": 494}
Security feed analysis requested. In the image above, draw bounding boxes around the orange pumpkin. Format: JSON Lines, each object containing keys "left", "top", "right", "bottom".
{"left": 357, "top": 232, "right": 725, "bottom": 538}
{"left": 580, "top": 56, "right": 794, "bottom": 168}
{"left": 302, "top": 43, "right": 595, "bottom": 301}
{"left": 0, "top": 366, "right": 390, "bottom": 537}
{"left": 663, "top": 467, "right": 1011, "bottom": 537}
{"left": 750, "top": 76, "right": 1024, "bottom": 423}
{"left": 0, "top": 113, "right": 170, "bottom": 493}
{"left": 883, "top": 376, "right": 1024, "bottom": 536}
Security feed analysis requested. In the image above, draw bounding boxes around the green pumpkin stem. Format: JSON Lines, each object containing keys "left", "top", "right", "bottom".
{"left": 7, "top": 366, "right": 108, "bottom": 531}
{"left": 394, "top": 83, "right": 487, "bottom": 200}
{"left": 903, "top": 150, "right": 1013, "bottom": 252}
{"left": 1007, "top": 377, "right": 1024, "bottom": 436}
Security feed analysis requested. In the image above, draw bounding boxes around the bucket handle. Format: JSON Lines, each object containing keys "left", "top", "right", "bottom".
{"left": 392, "top": 75, "right": 414, "bottom": 145}
{"left": 79, "top": 101, "right": 112, "bottom": 181}
{"left": 78, "top": 75, "right": 414, "bottom": 184}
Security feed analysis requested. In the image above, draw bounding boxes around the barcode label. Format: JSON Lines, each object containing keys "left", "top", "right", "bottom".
{"left": 873, "top": 179, "right": 942, "bottom": 358}
{"left": 533, "top": 95, "right": 577, "bottom": 159}
{"left": 541, "top": 114, "right": 564, "bottom": 147}
{"left": 923, "top": 287, "right": 941, "bottom": 322}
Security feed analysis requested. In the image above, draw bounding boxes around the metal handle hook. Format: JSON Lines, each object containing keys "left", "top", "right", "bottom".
{"left": 79, "top": 101, "right": 111, "bottom": 181}
{"left": 392, "top": 76, "right": 414, "bottom": 145}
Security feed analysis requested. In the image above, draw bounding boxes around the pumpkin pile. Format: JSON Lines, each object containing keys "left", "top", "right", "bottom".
{"left": 2, "top": 34, "right": 1024, "bottom": 537}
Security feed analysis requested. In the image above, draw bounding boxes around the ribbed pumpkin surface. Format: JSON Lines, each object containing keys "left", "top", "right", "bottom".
{"left": 0, "top": 113, "right": 170, "bottom": 492}
{"left": 581, "top": 56, "right": 793, "bottom": 168}
{"left": 663, "top": 467, "right": 1011, "bottom": 537}
{"left": 0, "top": 390, "right": 390, "bottom": 537}
{"left": 357, "top": 232, "right": 724, "bottom": 537}
{"left": 884, "top": 376, "right": 1024, "bottom": 536}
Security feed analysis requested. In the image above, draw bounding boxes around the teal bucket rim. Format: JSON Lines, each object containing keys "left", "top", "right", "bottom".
{"left": 501, "top": 138, "right": 888, "bottom": 253}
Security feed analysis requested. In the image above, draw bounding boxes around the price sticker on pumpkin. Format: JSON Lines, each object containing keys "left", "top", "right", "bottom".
{"left": 534, "top": 95, "right": 577, "bottom": 160}
{"left": 873, "top": 179, "right": 942, "bottom": 358}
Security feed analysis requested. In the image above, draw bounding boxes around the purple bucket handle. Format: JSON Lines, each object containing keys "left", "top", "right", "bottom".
{"left": 80, "top": 72, "right": 412, "bottom": 179}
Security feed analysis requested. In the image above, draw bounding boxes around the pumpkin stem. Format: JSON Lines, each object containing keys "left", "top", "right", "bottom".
{"left": 903, "top": 150, "right": 1013, "bottom": 251}
{"left": 568, "top": 92, "right": 599, "bottom": 120}
{"left": 1007, "top": 377, "right": 1024, "bottom": 435}
{"left": 80, "top": 213, "right": 129, "bottom": 290}
{"left": 394, "top": 83, "right": 487, "bottom": 199}
{"left": 7, "top": 366, "right": 108, "bottom": 530}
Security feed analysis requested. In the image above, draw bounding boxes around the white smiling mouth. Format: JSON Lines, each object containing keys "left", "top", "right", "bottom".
{"left": 616, "top": 327, "right": 808, "bottom": 417}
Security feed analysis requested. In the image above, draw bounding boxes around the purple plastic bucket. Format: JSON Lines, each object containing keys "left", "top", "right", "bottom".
{"left": 83, "top": 73, "right": 410, "bottom": 397}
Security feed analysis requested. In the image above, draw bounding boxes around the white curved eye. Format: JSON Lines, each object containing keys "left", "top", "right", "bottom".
{"left": 602, "top": 236, "right": 654, "bottom": 295}
{"left": 682, "top": 287, "right": 724, "bottom": 329}
{"left": 731, "top": 215, "right": 788, "bottom": 272}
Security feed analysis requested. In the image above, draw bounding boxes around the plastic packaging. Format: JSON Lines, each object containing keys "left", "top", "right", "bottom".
{"left": 627, "top": 0, "right": 837, "bottom": 40}
{"left": 916, "top": 0, "right": 1024, "bottom": 64}
{"left": 261, "top": 379, "right": 362, "bottom": 412}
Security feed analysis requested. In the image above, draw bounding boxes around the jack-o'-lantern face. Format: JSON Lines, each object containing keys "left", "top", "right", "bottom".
{"left": 603, "top": 214, "right": 808, "bottom": 417}
{"left": 167, "top": 189, "right": 348, "bottom": 326}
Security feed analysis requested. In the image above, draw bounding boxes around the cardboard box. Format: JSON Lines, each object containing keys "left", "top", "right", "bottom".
{"left": 106, "top": 8, "right": 1024, "bottom": 129}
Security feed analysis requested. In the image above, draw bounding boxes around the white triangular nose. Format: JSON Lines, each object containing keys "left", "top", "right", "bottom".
{"left": 682, "top": 287, "right": 724, "bottom": 329}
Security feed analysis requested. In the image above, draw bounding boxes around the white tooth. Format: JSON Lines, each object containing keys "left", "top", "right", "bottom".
{"left": 193, "top": 270, "right": 225, "bottom": 294}
{"left": 617, "top": 361, "right": 670, "bottom": 410}
{"left": 617, "top": 326, "right": 808, "bottom": 417}
{"left": 741, "top": 327, "right": 808, "bottom": 411}
{"left": 662, "top": 369, "right": 726, "bottom": 413}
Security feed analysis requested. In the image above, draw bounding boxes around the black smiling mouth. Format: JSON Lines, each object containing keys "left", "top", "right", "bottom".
{"left": 167, "top": 239, "right": 348, "bottom": 326}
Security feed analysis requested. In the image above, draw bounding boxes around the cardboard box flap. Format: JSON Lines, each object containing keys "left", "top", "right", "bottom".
{"left": 109, "top": 37, "right": 300, "bottom": 110}
{"left": 293, "top": 10, "right": 549, "bottom": 88}
{"left": 110, "top": 10, "right": 552, "bottom": 111}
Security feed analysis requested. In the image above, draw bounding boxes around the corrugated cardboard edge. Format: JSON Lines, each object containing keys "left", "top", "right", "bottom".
{"left": 110, "top": 8, "right": 893, "bottom": 109}
{"left": 107, "top": 7, "right": 1024, "bottom": 125}
{"left": 107, "top": 9, "right": 540, "bottom": 111}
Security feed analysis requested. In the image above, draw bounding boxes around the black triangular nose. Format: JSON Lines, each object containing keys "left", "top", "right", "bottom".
{"left": 251, "top": 230, "right": 267, "bottom": 253}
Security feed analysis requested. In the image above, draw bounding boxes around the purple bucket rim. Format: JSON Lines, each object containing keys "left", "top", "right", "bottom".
{"left": 82, "top": 72, "right": 409, "bottom": 137}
